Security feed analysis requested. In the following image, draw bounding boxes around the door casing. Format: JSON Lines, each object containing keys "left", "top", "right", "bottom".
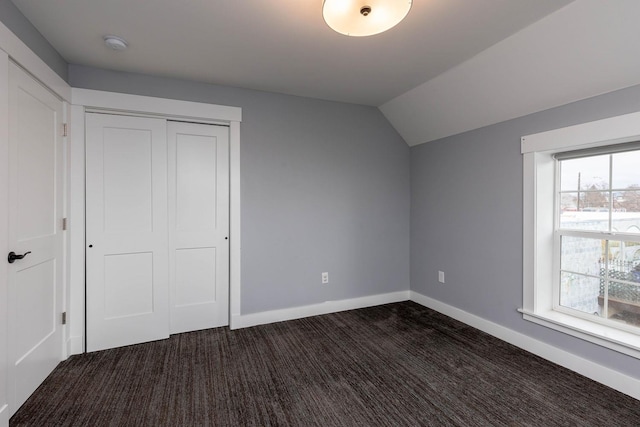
{"left": 70, "top": 89, "right": 242, "bottom": 354}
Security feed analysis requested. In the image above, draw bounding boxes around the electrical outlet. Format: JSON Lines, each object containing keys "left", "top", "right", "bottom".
{"left": 322, "top": 272, "right": 329, "bottom": 284}
{"left": 438, "top": 271, "right": 445, "bottom": 283}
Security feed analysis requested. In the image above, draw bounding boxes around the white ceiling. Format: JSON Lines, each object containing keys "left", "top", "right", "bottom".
{"left": 15, "top": 0, "right": 640, "bottom": 147}
{"left": 11, "top": 0, "right": 570, "bottom": 106}
{"left": 382, "top": 0, "right": 640, "bottom": 145}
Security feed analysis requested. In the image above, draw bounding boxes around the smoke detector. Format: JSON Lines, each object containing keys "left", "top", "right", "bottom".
{"left": 104, "top": 36, "right": 128, "bottom": 51}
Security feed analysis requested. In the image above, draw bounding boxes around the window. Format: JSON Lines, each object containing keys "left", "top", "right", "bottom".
{"left": 556, "top": 147, "right": 640, "bottom": 332}
{"left": 522, "top": 111, "right": 640, "bottom": 358}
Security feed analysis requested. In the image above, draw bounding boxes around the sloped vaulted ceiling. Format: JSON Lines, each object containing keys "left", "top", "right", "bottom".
{"left": 381, "top": 0, "right": 640, "bottom": 146}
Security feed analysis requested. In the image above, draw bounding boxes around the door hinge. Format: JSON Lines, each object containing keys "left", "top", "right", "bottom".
{"left": 62, "top": 123, "right": 68, "bottom": 137}
{"left": 62, "top": 217, "right": 68, "bottom": 230}
{"left": 62, "top": 312, "right": 67, "bottom": 325}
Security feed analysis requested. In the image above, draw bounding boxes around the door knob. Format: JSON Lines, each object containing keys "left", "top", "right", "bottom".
{"left": 8, "top": 251, "right": 31, "bottom": 264}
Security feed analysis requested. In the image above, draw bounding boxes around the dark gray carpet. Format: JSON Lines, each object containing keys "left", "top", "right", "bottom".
{"left": 10, "top": 302, "right": 640, "bottom": 426}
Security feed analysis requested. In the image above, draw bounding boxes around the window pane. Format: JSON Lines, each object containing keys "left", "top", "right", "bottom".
{"left": 607, "top": 281, "right": 640, "bottom": 328}
{"left": 560, "top": 155, "right": 609, "bottom": 192}
{"left": 601, "top": 250, "right": 640, "bottom": 327}
{"left": 560, "top": 236, "right": 602, "bottom": 276}
{"left": 559, "top": 196, "right": 608, "bottom": 231}
{"left": 606, "top": 240, "right": 640, "bottom": 264}
{"left": 612, "top": 150, "right": 640, "bottom": 189}
{"left": 580, "top": 191, "right": 609, "bottom": 211}
{"left": 560, "top": 272, "right": 601, "bottom": 316}
{"left": 612, "top": 190, "right": 640, "bottom": 233}
{"left": 559, "top": 192, "right": 578, "bottom": 212}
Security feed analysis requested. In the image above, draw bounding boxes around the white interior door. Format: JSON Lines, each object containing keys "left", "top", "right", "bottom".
{"left": 168, "top": 121, "right": 229, "bottom": 334}
{"left": 7, "top": 62, "right": 64, "bottom": 414}
{"left": 85, "top": 113, "right": 169, "bottom": 352}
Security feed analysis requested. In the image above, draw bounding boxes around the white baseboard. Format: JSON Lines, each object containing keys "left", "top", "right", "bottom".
{"left": 230, "top": 290, "right": 410, "bottom": 330}
{"left": 67, "top": 335, "right": 84, "bottom": 356}
{"left": 409, "top": 290, "right": 640, "bottom": 401}
{"left": 0, "top": 403, "right": 8, "bottom": 427}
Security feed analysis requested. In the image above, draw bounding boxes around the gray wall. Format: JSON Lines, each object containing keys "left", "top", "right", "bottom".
{"left": 70, "top": 65, "right": 411, "bottom": 315}
{"left": 0, "top": 0, "right": 67, "bottom": 80}
{"left": 410, "top": 83, "right": 640, "bottom": 379}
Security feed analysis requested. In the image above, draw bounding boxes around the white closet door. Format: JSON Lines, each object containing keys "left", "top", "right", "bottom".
{"left": 168, "top": 121, "right": 229, "bottom": 334}
{"left": 85, "top": 113, "right": 169, "bottom": 352}
{"left": 7, "top": 62, "right": 64, "bottom": 414}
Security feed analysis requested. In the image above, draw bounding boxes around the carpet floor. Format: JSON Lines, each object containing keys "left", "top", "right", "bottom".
{"left": 10, "top": 301, "right": 640, "bottom": 426}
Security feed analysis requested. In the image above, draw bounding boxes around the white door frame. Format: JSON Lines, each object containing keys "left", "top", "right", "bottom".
{"left": 70, "top": 89, "right": 242, "bottom": 353}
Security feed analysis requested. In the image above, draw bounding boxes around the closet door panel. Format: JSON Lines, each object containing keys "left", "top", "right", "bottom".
{"left": 168, "top": 121, "right": 229, "bottom": 334}
{"left": 85, "top": 113, "right": 169, "bottom": 352}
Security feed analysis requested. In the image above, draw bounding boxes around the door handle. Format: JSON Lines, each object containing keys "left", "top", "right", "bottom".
{"left": 7, "top": 251, "right": 31, "bottom": 264}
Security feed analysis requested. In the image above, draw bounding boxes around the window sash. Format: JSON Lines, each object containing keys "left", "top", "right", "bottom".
{"left": 554, "top": 229, "right": 640, "bottom": 336}
{"left": 557, "top": 229, "right": 640, "bottom": 242}
{"left": 553, "top": 297, "right": 640, "bottom": 337}
{"left": 557, "top": 150, "right": 640, "bottom": 235}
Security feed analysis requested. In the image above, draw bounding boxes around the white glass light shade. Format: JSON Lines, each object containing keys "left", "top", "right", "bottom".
{"left": 322, "top": 0, "right": 412, "bottom": 37}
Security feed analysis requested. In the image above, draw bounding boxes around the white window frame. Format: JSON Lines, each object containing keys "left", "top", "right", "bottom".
{"left": 521, "top": 111, "right": 640, "bottom": 359}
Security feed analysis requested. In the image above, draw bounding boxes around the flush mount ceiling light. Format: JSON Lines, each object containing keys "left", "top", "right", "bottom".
{"left": 103, "top": 35, "right": 128, "bottom": 51}
{"left": 322, "top": 0, "right": 412, "bottom": 37}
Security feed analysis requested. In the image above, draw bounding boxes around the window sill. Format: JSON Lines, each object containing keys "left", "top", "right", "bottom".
{"left": 519, "top": 308, "right": 640, "bottom": 359}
